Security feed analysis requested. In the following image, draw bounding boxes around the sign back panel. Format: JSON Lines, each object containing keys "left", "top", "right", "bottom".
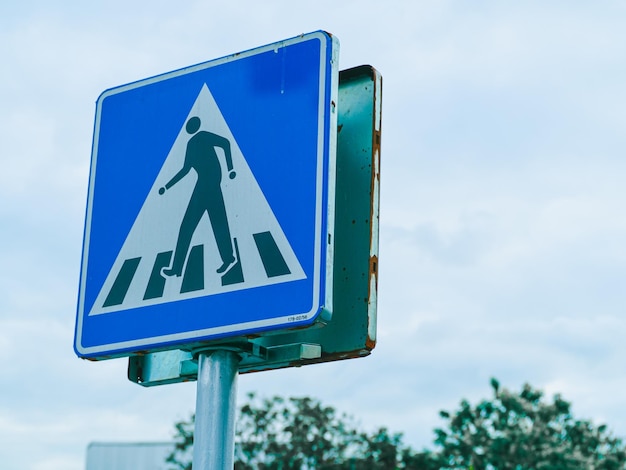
{"left": 75, "top": 31, "right": 339, "bottom": 359}
{"left": 128, "top": 65, "right": 382, "bottom": 385}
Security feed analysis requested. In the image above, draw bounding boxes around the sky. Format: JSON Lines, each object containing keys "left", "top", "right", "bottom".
{"left": 2, "top": 1, "right": 626, "bottom": 469}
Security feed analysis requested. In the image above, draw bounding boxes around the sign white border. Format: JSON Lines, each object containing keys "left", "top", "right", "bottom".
{"left": 75, "top": 31, "right": 339, "bottom": 358}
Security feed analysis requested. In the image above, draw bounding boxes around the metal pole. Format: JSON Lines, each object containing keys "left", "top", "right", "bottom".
{"left": 192, "top": 349, "right": 241, "bottom": 470}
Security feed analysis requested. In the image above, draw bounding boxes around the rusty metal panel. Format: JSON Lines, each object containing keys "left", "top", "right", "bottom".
{"left": 128, "top": 65, "right": 382, "bottom": 385}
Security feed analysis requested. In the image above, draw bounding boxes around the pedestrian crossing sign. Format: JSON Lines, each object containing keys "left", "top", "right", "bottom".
{"left": 74, "top": 31, "right": 339, "bottom": 359}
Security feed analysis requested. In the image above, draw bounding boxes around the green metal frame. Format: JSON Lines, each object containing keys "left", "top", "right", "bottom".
{"left": 128, "top": 65, "right": 382, "bottom": 385}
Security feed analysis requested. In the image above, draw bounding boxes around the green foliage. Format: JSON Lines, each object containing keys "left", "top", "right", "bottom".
{"left": 167, "top": 380, "right": 626, "bottom": 470}
{"left": 166, "top": 416, "right": 194, "bottom": 470}
{"left": 167, "top": 392, "right": 407, "bottom": 470}
{"left": 235, "top": 393, "right": 364, "bottom": 469}
{"left": 416, "top": 379, "right": 626, "bottom": 470}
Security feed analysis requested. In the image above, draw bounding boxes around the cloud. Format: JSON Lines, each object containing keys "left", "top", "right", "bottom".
{"left": 2, "top": 1, "right": 626, "bottom": 469}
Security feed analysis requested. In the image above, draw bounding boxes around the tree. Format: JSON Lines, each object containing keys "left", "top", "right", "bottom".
{"left": 167, "top": 392, "right": 407, "bottom": 470}
{"left": 167, "top": 380, "right": 626, "bottom": 469}
{"left": 407, "top": 378, "right": 626, "bottom": 470}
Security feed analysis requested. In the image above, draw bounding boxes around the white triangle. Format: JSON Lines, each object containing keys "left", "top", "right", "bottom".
{"left": 89, "top": 84, "right": 306, "bottom": 316}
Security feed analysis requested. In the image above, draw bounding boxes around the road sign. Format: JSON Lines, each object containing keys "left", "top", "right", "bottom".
{"left": 129, "top": 65, "right": 382, "bottom": 384}
{"left": 75, "top": 31, "right": 339, "bottom": 359}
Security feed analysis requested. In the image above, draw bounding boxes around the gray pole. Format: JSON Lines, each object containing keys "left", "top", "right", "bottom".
{"left": 192, "top": 349, "right": 241, "bottom": 470}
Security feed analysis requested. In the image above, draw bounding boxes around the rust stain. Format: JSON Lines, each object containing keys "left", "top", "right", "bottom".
{"left": 370, "top": 254, "right": 378, "bottom": 275}
{"left": 241, "top": 349, "right": 372, "bottom": 375}
{"left": 365, "top": 67, "right": 382, "bottom": 353}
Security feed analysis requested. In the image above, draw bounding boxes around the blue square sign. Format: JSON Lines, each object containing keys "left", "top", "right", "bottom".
{"left": 75, "top": 31, "right": 339, "bottom": 359}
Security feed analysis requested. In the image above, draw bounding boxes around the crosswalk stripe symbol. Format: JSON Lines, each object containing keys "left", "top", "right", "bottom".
{"left": 143, "top": 251, "right": 173, "bottom": 301}
{"left": 89, "top": 84, "right": 307, "bottom": 316}
{"left": 102, "top": 257, "right": 141, "bottom": 308}
{"left": 254, "top": 231, "right": 292, "bottom": 278}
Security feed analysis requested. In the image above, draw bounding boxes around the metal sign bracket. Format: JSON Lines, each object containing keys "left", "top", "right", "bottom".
{"left": 129, "top": 340, "right": 323, "bottom": 385}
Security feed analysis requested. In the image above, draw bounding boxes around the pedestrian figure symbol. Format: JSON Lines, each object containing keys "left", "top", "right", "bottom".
{"left": 159, "top": 116, "right": 238, "bottom": 277}
{"left": 88, "top": 84, "right": 306, "bottom": 316}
